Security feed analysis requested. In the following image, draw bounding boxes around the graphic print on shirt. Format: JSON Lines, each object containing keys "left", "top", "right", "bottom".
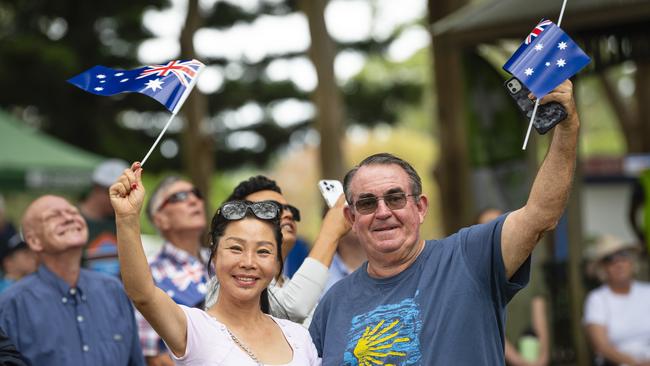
{"left": 343, "top": 294, "right": 422, "bottom": 365}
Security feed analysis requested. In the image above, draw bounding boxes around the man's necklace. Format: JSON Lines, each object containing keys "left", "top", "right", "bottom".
{"left": 226, "top": 327, "right": 263, "bottom": 366}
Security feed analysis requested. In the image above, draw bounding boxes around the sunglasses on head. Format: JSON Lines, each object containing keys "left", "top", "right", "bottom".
{"left": 353, "top": 191, "right": 418, "bottom": 215}
{"left": 157, "top": 187, "right": 203, "bottom": 211}
{"left": 268, "top": 200, "right": 301, "bottom": 222}
{"left": 219, "top": 200, "right": 280, "bottom": 221}
{"left": 602, "top": 249, "right": 634, "bottom": 264}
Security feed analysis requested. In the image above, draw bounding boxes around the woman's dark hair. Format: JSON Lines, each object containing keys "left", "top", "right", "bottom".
{"left": 207, "top": 200, "right": 284, "bottom": 314}
{"left": 227, "top": 175, "right": 282, "bottom": 201}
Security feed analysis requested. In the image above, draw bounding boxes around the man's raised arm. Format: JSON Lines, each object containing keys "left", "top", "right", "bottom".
{"left": 501, "top": 79, "right": 580, "bottom": 279}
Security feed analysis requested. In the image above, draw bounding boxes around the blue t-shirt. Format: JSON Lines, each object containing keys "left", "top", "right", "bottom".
{"left": 309, "top": 215, "right": 530, "bottom": 365}
{"left": 0, "top": 265, "right": 144, "bottom": 366}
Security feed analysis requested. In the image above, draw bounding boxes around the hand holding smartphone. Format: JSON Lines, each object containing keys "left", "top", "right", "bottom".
{"left": 505, "top": 77, "right": 567, "bottom": 135}
{"left": 318, "top": 180, "right": 344, "bottom": 208}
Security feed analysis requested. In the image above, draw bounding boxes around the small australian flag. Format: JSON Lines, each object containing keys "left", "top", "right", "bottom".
{"left": 503, "top": 20, "right": 590, "bottom": 98}
{"left": 68, "top": 59, "right": 204, "bottom": 114}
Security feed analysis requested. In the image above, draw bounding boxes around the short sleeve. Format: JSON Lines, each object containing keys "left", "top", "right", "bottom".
{"left": 583, "top": 290, "right": 607, "bottom": 326}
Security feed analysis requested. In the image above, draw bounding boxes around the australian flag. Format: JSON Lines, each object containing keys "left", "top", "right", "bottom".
{"left": 503, "top": 20, "right": 590, "bottom": 98}
{"left": 68, "top": 59, "right": 205, "bottom": 114}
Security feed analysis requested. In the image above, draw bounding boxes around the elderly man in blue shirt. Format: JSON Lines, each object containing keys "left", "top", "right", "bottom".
{"left": 0, "top": 195, "right": 144, "bottom": 366}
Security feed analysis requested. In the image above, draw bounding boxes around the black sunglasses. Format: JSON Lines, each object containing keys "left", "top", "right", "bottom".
{"left": 158, "top": 187, "right": 203, "bottom": 211}
{"left": 353, "top": 192, "right": 418, "bottom": 215}
{"left": 219, "top": 200, "right": 280, "bottom": 221}
{"left": 602, "top": 249, "right": 634, "bottom": 264}
{"left": 268, "top": 200, "right": 301, "bottom": 222}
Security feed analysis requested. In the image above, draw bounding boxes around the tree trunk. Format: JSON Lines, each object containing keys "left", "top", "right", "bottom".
{"left": 180, "top": 0, "right": 213, "bottom": 212}
{"left": 298, "top": 0, "right": 346, "bottom": 181}
{"left": 636, "top": 60, "right": 650, "bottom": 152}
{"left": 428, "top": 0, "right": 472, "bottom": 234}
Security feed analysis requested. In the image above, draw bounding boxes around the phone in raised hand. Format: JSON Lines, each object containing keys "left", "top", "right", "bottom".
{"left": 504, "top": 76, "right": 567, "bottom": 134}
{"left": 318, "top": 180, "right": 344, "bottom": 208}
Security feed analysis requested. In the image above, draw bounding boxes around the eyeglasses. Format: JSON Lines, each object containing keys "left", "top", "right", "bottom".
{"left": 268, "top": 200, "right": 301, "bottom": 222}
{"left": 353, "top": 192, "right": 418, "bottom": 215}
{"left": 157, "top": 187, "right": 203, "bottom": 211}
{"left": 602, "top": 249, "right": 634, "bottom": 264}
{"left": 219, "top": 200, "right": 280, "bottom": 221}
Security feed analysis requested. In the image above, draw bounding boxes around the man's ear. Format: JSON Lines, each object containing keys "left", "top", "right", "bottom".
{"left": 416, "top": 194, "right": 429, "bottom": 224}
{"left": 153, "top": 212, "right": 170, "bottom": 232}
{"left": 24, "top": 231, "right": 43, "bottom": 253}
{"left": 343, "top": 205, "right": 355, "bottom": 226}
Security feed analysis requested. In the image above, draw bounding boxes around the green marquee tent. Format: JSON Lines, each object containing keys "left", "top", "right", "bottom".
{"left": 0, "top": 110, "right": 104, "bottom": 190}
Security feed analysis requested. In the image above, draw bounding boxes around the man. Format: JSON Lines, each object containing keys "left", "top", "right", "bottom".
{"left": 309, "top": 81, "right": 579, "bottom": 364}
{"left": 0, "top": 233, "right": 38, "bottom": 293}
{"left": 80, "top": 158, "right": 129, "bottom": 277}
{"left": 0, "top": 195, "right": 143, "bottom": 366}
{"left": 137, "top": 176, "right": 210, "bottom": 366}
{"left": 204, "top": 175, "right": 350, "bottom": 324}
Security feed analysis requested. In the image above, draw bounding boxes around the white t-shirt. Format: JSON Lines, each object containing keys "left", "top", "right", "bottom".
{"left": 171, "top": 305, "right": 321, "bottom": 365}
{"left": 583, "top": 281, "right": 650, "bottom": 360}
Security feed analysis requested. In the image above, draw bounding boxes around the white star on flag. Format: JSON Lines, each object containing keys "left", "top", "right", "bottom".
{"left": 96, "top": 74, "right": 106, "bottom": 79}
{"left": 145, "top": 78, "right": 164, "bottom": 91}
{"left": 524, "top": 67, "right": 534, "bottom": 76}
{"left": 534, "top": 43, "right": 544, "bottom": 51}
{"left": 94, "top": 87, "right": 104, "bottom": 91}
{"left": 120, "top": 78, "right": 129, "bottom": 83}
{"left": 558, "top": 42, "right": 568, "bottom": 50}
{"left": 545, "top": 62, "right": 551, "bottom": 67}
{"left": 556, "top": 59, "right": 566, "bottom": 67}
{"left": 115, "top": 72, "right": 124, "bottom": 77}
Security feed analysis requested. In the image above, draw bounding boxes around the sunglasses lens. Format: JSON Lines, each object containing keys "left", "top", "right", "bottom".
{"left": 252, "top": 201, "right": 280, "bottom": 219}
{"left": 221, "top": 202, "right": 246, "bottom": 220}
{"left": 287, "top": 205, "right": 301, "bottom": 222}
{"left": 192, "top": 188, "right": 203, "bottom": 200}
{"left": 384, "top": 193, "right": 407, "bottom": 210}
{"left": 355, "top": 197, "right": 378, "bottom": 215}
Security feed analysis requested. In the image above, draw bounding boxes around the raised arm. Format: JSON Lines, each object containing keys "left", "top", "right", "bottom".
{"left": 307, "top": 195, "right": 351, "bottom": 267}
{"left": 109, "top": 163, "right": 187, "bottom": 357}
{"left": 501, "top": 80, "right": 580, "bottom": 279}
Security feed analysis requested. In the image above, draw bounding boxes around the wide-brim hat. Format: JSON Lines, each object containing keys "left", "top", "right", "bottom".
{"left": 585, "top": 234, "right": 642, "bottom": 277}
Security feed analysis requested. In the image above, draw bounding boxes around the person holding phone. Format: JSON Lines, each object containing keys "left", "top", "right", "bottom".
{"left": 110, "top": 164, "right": 320, "bottom": 365}
{"left": 309, "top": 80, "right": 579, "bottom": 365}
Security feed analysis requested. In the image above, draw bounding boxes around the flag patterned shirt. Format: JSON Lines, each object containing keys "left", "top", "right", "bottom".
{"left": 136, "top": 242, "right": 210, "bottom": 356}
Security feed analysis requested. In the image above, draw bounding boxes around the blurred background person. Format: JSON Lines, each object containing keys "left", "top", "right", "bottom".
{"left": 137, "top": 176, "right": 210, "bottom": 366}
{"left": 322, "top": 231, "right": 366, "bottom": 296}
{"left": 80, "top": 158, "right": 129, "bottom": 277}
{"left": 584, "top": 234, "right": 650, "bottom": 365}
{"left": 477, "top": 207, "right": 550, "bottom": 366}
{"left": 205, "top": 175, "right": 350, "bottom": 325}
{"left": 0, "top": 195, "right": 143, "bottom": 366}
{"left": 0, "top": 233, "right": 37, "bottom": 293}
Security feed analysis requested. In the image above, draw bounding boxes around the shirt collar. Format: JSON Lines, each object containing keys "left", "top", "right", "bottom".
{"left": 36, "top": 264, "right": 86, "bottom": 297}
{"left": 161, "top": 241, "right": 209, "bottom": 265}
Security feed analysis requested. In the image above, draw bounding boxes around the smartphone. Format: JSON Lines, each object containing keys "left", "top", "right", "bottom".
{"left": 318, "top": 180, "right": 344, "bottom": 208}
{"left": 505, "top": 77, "right": 567, "bottom": 135}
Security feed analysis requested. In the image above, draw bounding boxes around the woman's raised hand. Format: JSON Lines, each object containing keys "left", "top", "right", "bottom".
{"left": 109, "top": 162, "right": 145, "bottom": 219}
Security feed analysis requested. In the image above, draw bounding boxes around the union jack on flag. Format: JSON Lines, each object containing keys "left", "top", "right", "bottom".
{"left": 67, "top": 59, "right": 205, "bottom": 113}
{"left": 525, "top": 19, "right": 553, "bottom": 44}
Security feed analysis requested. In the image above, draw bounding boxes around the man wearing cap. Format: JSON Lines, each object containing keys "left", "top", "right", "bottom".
{"left": 80, "top": 158, "right": 129, "bottom": 277}
{"left": 0, "top": 195, "right": 144, "bottom": 366}
{"left": 0, "top": 233, "right": 37, "bottom": 293}
{"left": 583, "top": 234, "right": 650, "bottom": 365}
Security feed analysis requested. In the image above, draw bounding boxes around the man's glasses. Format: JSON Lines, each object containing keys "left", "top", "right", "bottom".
{"left": 157, "top": 187, "right": 203, "bottom": 211}
{"left": 353, "top": 192, "right": 418, "bottom": 215}
{"left": 269, "top": 200, "right": 301, "bottom": 222}
{"left": 602, "top": 249, "right": 634, "bottom": 264}
{"left": 219, "top": 200, "right": 280, "bottom": 221}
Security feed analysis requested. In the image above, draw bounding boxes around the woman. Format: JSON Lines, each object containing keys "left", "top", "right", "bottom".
{"left": 110, "top": 163, "right": 319, "bottom": 365}
{"left": 583, "top": 234, "right": 650, "bottom": 366}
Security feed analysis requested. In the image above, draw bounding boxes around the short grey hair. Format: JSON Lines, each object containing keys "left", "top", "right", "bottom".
{"left": 343, "top": 153, "right": 422, "bottom": 203}
{"left": 146, "top": 176, "right": 184, "bottom": 225}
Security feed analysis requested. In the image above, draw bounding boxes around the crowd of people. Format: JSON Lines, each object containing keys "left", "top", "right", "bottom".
{"left": 0, "top": 80, "right": 648, "bottom": 365}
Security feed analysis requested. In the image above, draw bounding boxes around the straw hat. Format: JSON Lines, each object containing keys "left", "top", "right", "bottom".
{"left": 585, "top": 234, "right": 642, "bottom": 279}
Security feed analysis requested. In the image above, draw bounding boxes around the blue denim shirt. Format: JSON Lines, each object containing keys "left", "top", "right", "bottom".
{"left": 0, "top": 265, "right": 144, "bottom": 366}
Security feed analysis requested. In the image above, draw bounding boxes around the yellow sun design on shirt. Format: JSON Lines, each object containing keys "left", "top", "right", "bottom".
{"left": 353, "top": 319, "right": 410, "bottom": 366}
